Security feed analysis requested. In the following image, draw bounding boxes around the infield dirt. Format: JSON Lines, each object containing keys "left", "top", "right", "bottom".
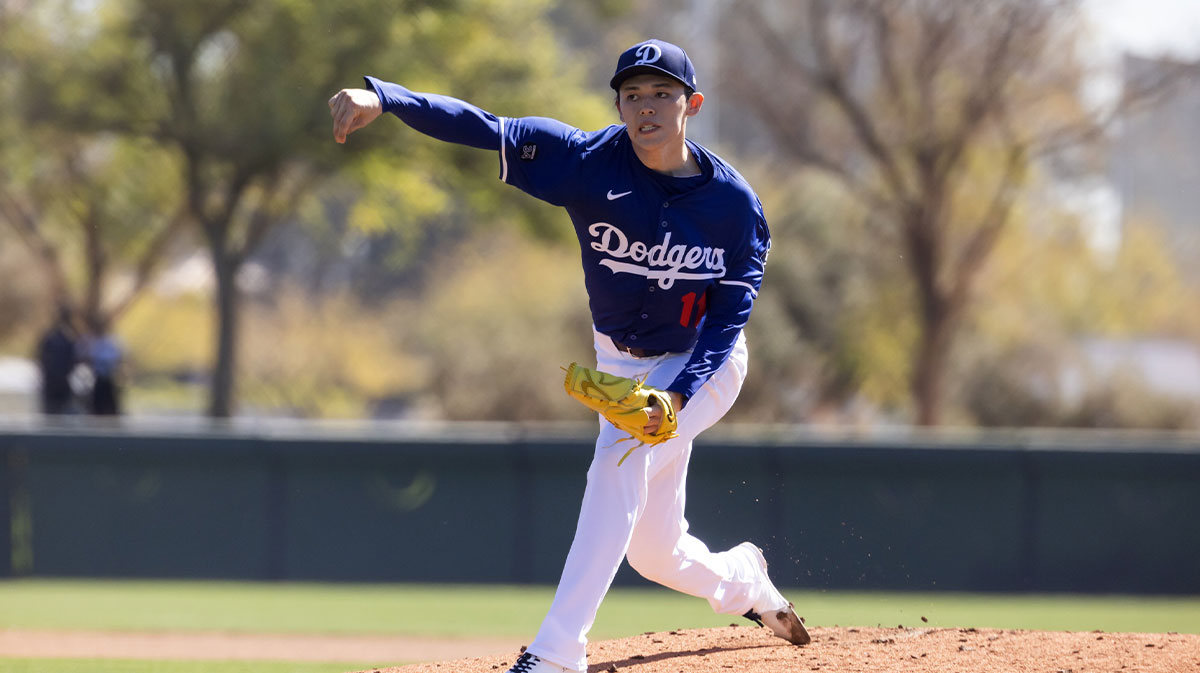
{"left": 352, "top": 624, "right": 1200, "bottom": 673}
{"left": 3, "top": 624, "right": 1197, "bottom": 671}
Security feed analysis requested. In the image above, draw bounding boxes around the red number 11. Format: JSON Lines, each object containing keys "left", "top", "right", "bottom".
{"left": 679, "top": 291, "right": 707, "bottom": 327}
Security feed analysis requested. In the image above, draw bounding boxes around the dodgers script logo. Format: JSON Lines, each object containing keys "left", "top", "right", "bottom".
{"left": 634, "top": 43, "right": 662, "bottom": 65}
{"left": 588, "top": 222, "right": 725, "bottom": 289}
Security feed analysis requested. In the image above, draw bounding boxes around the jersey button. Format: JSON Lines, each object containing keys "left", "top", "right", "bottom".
{"left": 648, "top": 285, "right": 656, "bottom": 292}
{"left": 662, "top": 202, "right": 670, "bottom": 208}
{"left": 661, "top": 221, "right": 668, "bottom": 228}
{"left": 629, "top": 335, "right": 638, "bottom": 341}
{"left": 641, "top": 313, "right": 649, "bottom": 319}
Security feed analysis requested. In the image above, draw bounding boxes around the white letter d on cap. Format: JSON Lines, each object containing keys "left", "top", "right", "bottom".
{"left": 634, "top": 44, "right": 662, "bottom": 65}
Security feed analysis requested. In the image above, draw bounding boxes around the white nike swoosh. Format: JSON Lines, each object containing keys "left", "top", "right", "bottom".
{"left": 607, "top": 190, "right": 633, "bottom": 200}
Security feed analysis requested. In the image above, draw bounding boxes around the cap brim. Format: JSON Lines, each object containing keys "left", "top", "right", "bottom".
{"left": 609, "top": 65, "right": 691, "bottom": 91}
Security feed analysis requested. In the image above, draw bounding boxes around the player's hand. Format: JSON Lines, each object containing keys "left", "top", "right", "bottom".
{"left": 328, "top": 88, "right": 383, "bottom": 144}
{"left": 643, "top": 392, "right": 684, "bottom": 436}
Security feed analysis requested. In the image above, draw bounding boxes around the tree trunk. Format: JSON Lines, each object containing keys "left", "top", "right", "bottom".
{"left": 81, "top": 207, "right": 106, "bottom": 331}
{"left": 912, "top": 312, "right": 953, "bottom": 426}
{"left": 904, "top": 207, "right": 947, "bottom": 426}
{"left": 208, "top": 251, "right": 240, "bottom": 418}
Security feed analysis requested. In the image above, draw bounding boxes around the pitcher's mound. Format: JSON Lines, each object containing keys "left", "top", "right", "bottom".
{"left": 352, "top": 624, "right": 1199, "bottom": 673}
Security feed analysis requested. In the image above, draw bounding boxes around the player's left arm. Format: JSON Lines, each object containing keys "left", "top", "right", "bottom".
{"left": 644, "top": 271, "right": 762, "bottom": 433}
{"left": 666, "top": 215, "right": 771, "bottom": 406}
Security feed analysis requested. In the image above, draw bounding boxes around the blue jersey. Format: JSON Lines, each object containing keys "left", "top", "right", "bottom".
{"left": 366, "top": 77, "right": 770, "bottom": 401}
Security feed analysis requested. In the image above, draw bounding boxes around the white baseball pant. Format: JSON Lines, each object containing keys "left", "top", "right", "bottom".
{"left": 527, "top": 328, "right": 780, "bottom": 671}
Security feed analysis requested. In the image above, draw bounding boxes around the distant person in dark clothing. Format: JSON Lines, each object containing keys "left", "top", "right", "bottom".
{"left": 82, "top": 316, "right": 124, "bottom": 416}
{"left": 37, "top": 307, "right": 80, "bottom": 415}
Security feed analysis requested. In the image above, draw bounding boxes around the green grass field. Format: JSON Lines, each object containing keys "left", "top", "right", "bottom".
{"left": 2, "top": 579, "right": 1197, "bottom": 673}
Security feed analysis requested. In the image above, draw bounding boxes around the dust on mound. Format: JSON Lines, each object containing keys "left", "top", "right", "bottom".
{"left": 352, "top": 624, "right": 1200, "bottom": 673}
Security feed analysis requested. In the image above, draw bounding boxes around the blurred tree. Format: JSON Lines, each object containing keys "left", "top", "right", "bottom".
{"left": 116, "top": 0, "right": 408, "bottom": 418}
{"left": 0, "top": 2, "right": 186, "bottom": 339}
{"left": 955, "top": 194, "right": 1200, "bottom": 428}
{"left": 727, "top": 0, "right": 1179, "bottom": 425}
{"left": 955, "top": 203, "right": 1093, "bottom": 427}
{"left": 331, "top": 2, "right": 616, "bottom": 251}
{"left": 1065, "top": 371, "right": 1197, "bottom": 430}
{"left": 405, "top": 229, "right": 592, "bottom": 421}
{"left": 1076, "top": 221, "right": 1200, "bottom": 336}
{"left": 238, "top": 285, "right": 428, "bottom": 418}
{"left": 732, "top": 167, "right": 914, "bottom": 423}
{"left": 6, "top": 0, "right": 613, "bottom": 418}
{"left": 0, "top": 229, "right": 44, "bottom": 347}
{"left": 0, "top": 135, "right": 187, "bottom": 335}
{"left": 152, "top": 0, "right": 617, "bottom": 418}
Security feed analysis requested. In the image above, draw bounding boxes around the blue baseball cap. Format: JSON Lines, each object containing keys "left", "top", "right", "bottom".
{"left": 609, "top": 39, "right": 698, "bottom": 92}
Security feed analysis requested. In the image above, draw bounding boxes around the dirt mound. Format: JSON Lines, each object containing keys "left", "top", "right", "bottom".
{"left": 353, "top": 624, "right": 1200, "bottom": 673}
{"left": 2, "top": 624, "right": 1195, "bottom": 671}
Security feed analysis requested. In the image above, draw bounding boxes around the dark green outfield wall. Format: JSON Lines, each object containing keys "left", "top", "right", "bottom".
{"left": 1, "top": 426, "right": 1197, "bottom": 593}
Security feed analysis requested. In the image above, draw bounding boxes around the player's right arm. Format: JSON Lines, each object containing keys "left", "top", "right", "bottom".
{"left": 331, "top": 76, "right": 588, "bottom": 206}
{"left": 329, "top": 77, "right": 505, "bottom": 148}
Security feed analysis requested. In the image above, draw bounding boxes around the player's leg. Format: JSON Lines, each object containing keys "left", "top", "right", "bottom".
{"left": 623, "top": 337, "right": 760, "bottom": 612}
{"left": 624, "top": 336, "right": 811, "bottom": 645}
{"left": 524, "top": 418, "right": 650, "bottom": 671}
{"left": 625, "top": 446, "right": 788, "bottom": 618}
{"left": 523, "top": 338, "right": 662, "bottom": 671}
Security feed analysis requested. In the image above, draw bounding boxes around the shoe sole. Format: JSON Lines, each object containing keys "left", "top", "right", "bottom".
{"left": 762, "top": 604, "right": 812, "bottom": 645}
{"left": 741, "top": 542, "right": 812, "bottom": 646}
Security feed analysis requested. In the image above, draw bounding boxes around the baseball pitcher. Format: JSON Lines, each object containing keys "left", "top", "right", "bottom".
{"left": 330, "top": 38, "right": 809, "bottom": 673}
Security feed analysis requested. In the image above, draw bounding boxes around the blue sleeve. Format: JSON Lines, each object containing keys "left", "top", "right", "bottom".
{"left": 498, "top": 117, "right": 589, "bottom": 207}
{"left": 365, "top": 77, "right": 585, "bottom": 207}
{"left": 666, "top": 216, "right": 771, "bottom": 402}
{"left": 365, "top": 76, "right": 502, "bottom": 150}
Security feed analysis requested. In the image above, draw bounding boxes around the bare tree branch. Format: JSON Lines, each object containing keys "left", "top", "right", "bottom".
{"left": 0, "top": 180, "right": 71, "bottom": 306}
{"left": 1035, "top": 57, "right": 1198, "bottom": 159}
{"left": 107, "top": 204, "right": 190, "bottom": 320}
{"left": 731, "top": 0, "right": 1111, "bottom": 424}
{"left": 948, "top": 142, "right": 1027, "bottom": 314}
{"left": 870, "top": 3, "right": 907, "bottom": 114}
{"left": 239, "top": 174, "right": 284, "bottom": 260}
{"left": 807, "top": 0, "right": 914, "bottom": 205}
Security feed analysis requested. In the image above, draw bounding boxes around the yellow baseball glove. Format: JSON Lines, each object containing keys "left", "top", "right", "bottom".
{"left": 563, "top": 362, "right": 679, "bottom": 465}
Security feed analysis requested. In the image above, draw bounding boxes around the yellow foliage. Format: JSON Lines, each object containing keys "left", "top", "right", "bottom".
{"left": 406, "top": 229, "right": 592, "bottom": 420}
{"left": 1098, "top": 221, "right": 1200, "bottom": 335}
{"left": 840, "top": 286, "right": 917, "bottom": 410}
{"left": 976, "top": 211, "right": 1200, "bottom": 341}
{"left": 120, "top": 293, "right": 212, "bottom": 373}
{"left": 349, "top": 158, "right": 451, "bottom": 233}
{"left": 240, "top": 286, "right": 429, "bottom": 418}
{"left": 117, "top": 283, "right": 434, "bottom": 418}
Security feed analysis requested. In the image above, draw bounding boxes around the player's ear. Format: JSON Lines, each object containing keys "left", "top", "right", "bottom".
{"left": 685, "top": 91, "right": 704, "bottom": 117}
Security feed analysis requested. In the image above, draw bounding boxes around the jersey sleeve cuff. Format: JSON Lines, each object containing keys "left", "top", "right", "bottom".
{"left": 363, "top": 75, "right": 403, "bottom": 114}
{"left": 665, "top": 381, "right": 697, "bottom": 408}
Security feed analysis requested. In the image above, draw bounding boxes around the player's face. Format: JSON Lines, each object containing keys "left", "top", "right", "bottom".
{"left": 615, "top": 75, "right": 701, "bottom": 151}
